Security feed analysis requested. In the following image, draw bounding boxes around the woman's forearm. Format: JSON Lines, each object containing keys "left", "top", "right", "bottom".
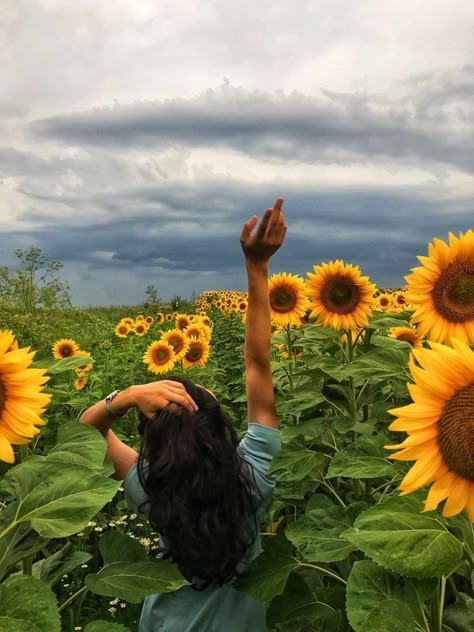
{"left": 79, "top": 386, "right": 136, "bottom": 435}
{"left": 244, "top": 259, "right": 271, "bottom": 367}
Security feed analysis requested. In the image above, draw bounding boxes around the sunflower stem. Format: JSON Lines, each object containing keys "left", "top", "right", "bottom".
{"left": 58, "top": 586, "right": 88, "bottom": 613}
{"left": 430, "top": 576, "right": 446, "bottom": 632}
{"left": 297, "top": 561, "right": 347, "bottom": 585}
{"left": 19, "top": 444, "right": 34, "bottom": 575}
{"left": 285, "top": 326, "right": 294, "bottom": 391}
{"left": 346, "top": 329, "right": 358, "bottom": 422}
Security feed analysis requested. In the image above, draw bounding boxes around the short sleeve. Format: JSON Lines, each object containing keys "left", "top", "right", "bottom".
{"left": 238, "top": 423, "right": 281, "bottom": 508}
{"left": 124, "top": 464, "right": 149, "bottom": 515}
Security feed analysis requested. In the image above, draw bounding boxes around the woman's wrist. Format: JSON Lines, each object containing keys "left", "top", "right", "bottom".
{"left": 110, "top": 386, "right": 136, "bottom": 416}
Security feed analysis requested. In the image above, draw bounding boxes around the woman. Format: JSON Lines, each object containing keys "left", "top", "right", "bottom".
{"left": 80, "top": 198, "right": 286, "bottom": 631}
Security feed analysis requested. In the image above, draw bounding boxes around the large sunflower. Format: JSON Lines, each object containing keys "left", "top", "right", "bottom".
{"left": 268, "top": 272, "right": 308, "bottom": 328}
{"left": 0, "top": 330, "right": 51, "bottom": 463}
{"left": 405, "top": 230, "right": 474, "bottom": 345}
{"left": 161, "top": 329, "right": 190, "bottom": 361}
{"left": 306, "top": 260, "right": 376, "bottom": 331}
{"left": 183, "top": 340, "right": 210, "bottom": 368}
{"left": 386, "top": 338, "right": 474, "bottom": 519}
{"left": 143, "top": 341, "right": 176, "bottom": 375}
{"left": 52, "top": 338, "right": 80, "bottom": 359}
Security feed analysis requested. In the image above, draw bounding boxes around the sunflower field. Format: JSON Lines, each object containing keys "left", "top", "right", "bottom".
{"left": 0, "top": 229, "right": 473, "bottom": 631}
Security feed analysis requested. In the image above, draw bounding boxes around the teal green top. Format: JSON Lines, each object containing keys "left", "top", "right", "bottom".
{"left": 124, "top": 422, "right": 281, "bottom": 632}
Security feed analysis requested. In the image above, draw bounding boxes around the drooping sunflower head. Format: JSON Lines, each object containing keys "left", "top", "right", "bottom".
{"left": 115, "top": 322, "right": 131, "bottom": 338}
{"left": 405, "top": 230, "right": 474, "bottom": 345}
{"left": 74, "top": 372, "right": 87, "bottom": 390}
{"left": 388, "top": 326, "right": 423, "bottom": 349}
{"left": 1, "top": 331, "right": 51, "bottom": 463}
{"left": 155, "top": 312, "right": 164, "bottom": 324}
{"left": 306, "top": 260, "right": 376, "bottom": 331}
{"left": 268, "top": 272, "right": 309, "bottom": 328}
{"left": 121, "top": 317, "right": 134, "bottom": 327}
{"left": 161, "top": 329, "right": 190, "bottom": 360}
{"left": 386, "top": 338, "right": 474, "bottom": 519}
{"left": 183, "top": 339, "right": 210, "bottom": 368}
{"left": 143, "top": 341, "right": 176, "bottom": 375}
{"left": 52, "top": 338, "right": 80, "bottom": 359}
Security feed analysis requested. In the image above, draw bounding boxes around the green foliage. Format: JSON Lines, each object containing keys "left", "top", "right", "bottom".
{"left": 0, "top": 575, "right": 61, "bottom": 631}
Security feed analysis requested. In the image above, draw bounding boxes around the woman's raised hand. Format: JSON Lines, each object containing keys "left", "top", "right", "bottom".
{"left": 240, "top": 198, "right": 287, "bottom": 264}
{"left": 131, "top": 380, "right": 198, "bottom": 419}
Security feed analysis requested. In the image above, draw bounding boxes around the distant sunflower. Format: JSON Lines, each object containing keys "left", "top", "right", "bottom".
{"left": 121, "top": 317, "right": 134, "bottom": 327}
{"left": 156, "top": 312, "right": 164, "bottom": 324}
{"left": 268, "top": 272, "right": 308, "bottom": 328}
{"left": 0, "top": 331, "right": 51, "bottom": 463}
{"left": 405, "top": 230, "right": 474, "bottom": 345}
{"left": 115, "top": 322, "right": 131, "bottom": 338}
{"left": 395, "top": 290, "right": 408, "bottom": 309}
{"left": 175, "top": 314, "right": 190, "bottom": 331}
{"left": 183, "top": 340, "right": 210, "bottom": 368}
{"left": 75, "top": 350, "right": 93, "bottom": 372}
{"left": 386, "top": 338, "right": 474, "bottom": 519}
{"left": 306, "top": 260, "right": 376, "bottom": 331}
{"left": 52, "top": 338, "right": 80, "bottom": 359}
{"left": 143, "top": 341, "right": 176, "bottom": 375}
{"left": 388, "top": 326, "right": 423, "bottom": 348}
{"left": 134, "top": 323, "right": 147, "bottom": 336}
{"left": 377, "top": 292, "right": 394, "bottom": 311}
{"left": 161, "top": 329, "right": 190, "bottom": 360}
{"left": 165, "top": 313, "right": 173, "bottom": 322}
{"left": 145, "top": 316, "right": 154, "bottom": 325}
{"left": 74, "top": 372, "right": 87, "bottom": 390}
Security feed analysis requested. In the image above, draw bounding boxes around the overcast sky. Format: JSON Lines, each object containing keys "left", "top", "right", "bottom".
{"left": 1, "top": 0, "right": 473, "bottom": 306}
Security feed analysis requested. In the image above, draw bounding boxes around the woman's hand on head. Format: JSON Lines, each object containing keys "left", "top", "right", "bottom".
{"left": 240, "top": 197, "right": 286, "bottom": 264}
{"left": 130, "top": 380, "right": 199, "bottom": 419}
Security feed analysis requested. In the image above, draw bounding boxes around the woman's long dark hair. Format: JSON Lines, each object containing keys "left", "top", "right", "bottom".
{"left": 136, "top": 375, "right": 261, "bottom": 589}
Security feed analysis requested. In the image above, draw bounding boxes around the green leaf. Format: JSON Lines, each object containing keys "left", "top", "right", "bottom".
{"left": 84, "top": 621, "right": 131, "bottom": 632}
{"left": 235, "top": 534, "right": 299, "bottom": 602}
{"left": 270, "top": 436, "right": 327, "bottom": 483}
{"left": 32, "top": 541, "right": 92, "bottom": 587}
{"left": 443, "top": 593, "right": 474, "bottom": 632}
{"left": 327, "top": 436, "right": 400, "bottom": 479}
{"left": 366, "top": 314, "right": 411, "bottom": 329}
{"left": 85, "top": 559, "right": 188, "bottom": 603}
{"left": 0, "top": 575, "right": 60, "bottom": 632}
{"left": 34, "top": 355, "right": 95, "bottom": 374}
{"left": 0, "top": 458, "right": 121, "bottom": 538}
{"left": 338, "top": 348, "right": 409, "bottom": 382}
{"left": 403, "top": 578, "right": 437, "bottom": 627}
{"left": 346, "top": 560, "right": 416, "bottom": 632}
{"left": 280, "top": 419, "right": 326, "bottom": 442}
{"left": 342, "top": 493, "right": 463, "bottom": 577}
{"left": 287, "top": 506, "right": 356, "bottom": 562}
{"left": 47, "top": 421, "right": 108, "bottom": 471}
{"left": 99, "top": 530, "right": 147, "bottom": 565}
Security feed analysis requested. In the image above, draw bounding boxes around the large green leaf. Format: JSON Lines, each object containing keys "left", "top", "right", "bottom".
{"left": 338, "top": 348, "right": 409, "bottom": 382}
{"left": 84, "top": 622, "right": 131, "bottom": 632}
{"left": 47, "top": 421, "right": 108, "bottom": 471}
{"left": 0, "top": 458, "right": 120, "bottom": 538}
{"left": 443, "top": 593, "right": 474, "bottom": 632}
{"left": 99, "top": 530, "right": 147, "bottom": 565}
{"left": 342, "top": 493, "right": 463, "bottom": 577}
{"left": 270, "top": 436, "right": 327, "bottom": 483}
{"left": 346, "top": 560, "right": 416, "bottom": 632}
{"left": 327, "top": 436, "right": 400, "bottom": 479}
{"left": 235, "top": 534, "right": 300, "bottom": 602}
{"left": 0, "top": 504, "right": 48, "bottom": 581}
{"left": 280, "top": 419, "right": 326, "bottom": 442}
{"left": 286, "top": 506, "right": 355, "bottom": 562}
{"left": 0, "top": 575, "right": 60, "bottom": 632}
{"left": 85, "top": 559, "right": 188, "bottom": 603}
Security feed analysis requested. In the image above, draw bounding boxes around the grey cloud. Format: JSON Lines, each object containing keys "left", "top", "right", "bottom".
{"left": 31, "top": 71, "right": 474, "bottom": 171}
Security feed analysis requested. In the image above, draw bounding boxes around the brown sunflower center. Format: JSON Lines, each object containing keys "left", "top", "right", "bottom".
{"left": 168, "top": 336, "right": 183, "bottom": 352}
{"left": 0, "top": 377, "right": 6, "bottom": 414}
{"left": 437, "top": 382, "right": 474, "bottom": 480}
{"left": 270, "top": 286, "right": 297, "bottom": 313}
{"left": 396, "top": 332, "right": 416, "bottom": 346}
{"left": 432, "top": 261, "right": 474, "bottom": 323}
{"left": 397, "top": 295, "right": 406, "bottom": 305}
{"left": 321, "top": 277, "right": 360, "bottom": 314}
{"left": 60, "top": 345, "right": 74, "bottom": 357}
{"left": 153, "top": 348, "right": 170, "bottom": 364}
{"left": 380, "top": 297, "right": 390, "bottom": 306}
{"left": 187, "top": 343, "right": 203, "bottom": 361}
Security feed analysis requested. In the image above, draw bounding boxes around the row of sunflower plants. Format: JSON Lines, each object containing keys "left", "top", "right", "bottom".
{"left": 233, "top": 230, "right": 474, "bottom": 631}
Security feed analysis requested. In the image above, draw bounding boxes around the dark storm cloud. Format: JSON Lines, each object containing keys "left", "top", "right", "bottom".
{"left": 31, "top": 70, "right": 474, "bottom": 171}
{"left": 6, "top": 180, "right": 473, "bottom": 296}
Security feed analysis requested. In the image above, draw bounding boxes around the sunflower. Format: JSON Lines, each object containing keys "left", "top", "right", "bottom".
{"left": 0, "top": 331, "right": 51, "bottom": 463}
{"left": 133, "top": 323, "right": 148, "bottom": 336}
{"left": 121, "top": 317, "right": 134, "bottom": 327}
{"left": 75, "top": 350, "right": 93, "bottom": 372}
{"left": 376, "top": 292, "right": 394, "bottom": 311}
{"left": 74, "top": 372, "right": 87, "bottom": 390}
{"left": 115, "top": 322, "right": 131, "bottom": 338}
{"left": 145, "top": 316, "right": 154, "bottom": 325}
{"left": 143, "top": 341, "right": 176, "bottom": 375}
{"left": 388, "top": 326, "right": 423, "bottom": 349}
{"left": 394, "top": 290, "right": 408, "bottom": 309}
{"left": 165, "top": 314, "right": 173, "bottom": 322}
{"left": 386, "top": 338, "right": 474, "bottom": 519}
{"left": 183, "top": 340, "right": 210, "bottom": 368}
{"left": 156, "top": 312, "right": 164, "bottom": 324}
{"left": 306, "top": 260, "right": 376, "bottom": 331}
{"left": 161, "top": 329, "right": 190, "bottom": 361}
{"left": 267, "top": 272, "right": 308, "bottom": 328}
{"left": 52, "top": 338, "right": 80, "bottom": 359}
{"left": 184, "top": 324, "right": 207, "bottom": 341}
{"left": 176, "top": 314, "right": 191, "bottom": 331}
{"left": 405, "top": 230, "right": 474, "bottom": 345}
